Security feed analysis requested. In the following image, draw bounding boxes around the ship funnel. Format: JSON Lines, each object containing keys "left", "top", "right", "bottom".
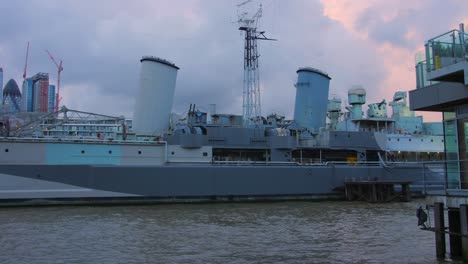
{"left": 133, "top": 56, "right": 180, "bottom": 135}
{"left": 293, "top": 67, "right": 331, "bottom": 133}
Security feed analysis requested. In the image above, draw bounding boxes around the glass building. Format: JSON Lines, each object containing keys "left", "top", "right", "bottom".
{"left": 410, "top": 26, "right": 468, "bottom": 189}
{"left": 22, "top": 78, "right": 34, "bottom": 112}
{"left": 408, "top": 23, "right": 468, "bottom": 260}
{"left": 2, "top": 79, "right": 22, "bottom": 112}
{"left": 23, "top": 74, "right": 55, "bottom": 113}
{"left": 48, "top": 84, "right": 55, "bottom": 112}
{"left": 32, "top": 73, "right": 49, "bottom": 112}
{"left": 0, "top": 67, "right": 3, "bottom": 103}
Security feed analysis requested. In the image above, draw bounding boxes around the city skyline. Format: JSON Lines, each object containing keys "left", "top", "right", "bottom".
{"left": 1, "top": 0, "right": 467, "bottom": 121}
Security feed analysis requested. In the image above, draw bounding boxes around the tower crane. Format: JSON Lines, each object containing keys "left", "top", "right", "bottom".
{"left": 23, "top": 42, "right": 30, "bottom": 81}
{"left": 45, "top": 50, "right": 63, "bottom": 111}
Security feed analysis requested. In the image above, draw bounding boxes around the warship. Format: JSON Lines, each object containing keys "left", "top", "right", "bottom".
{"left": 0, "top": 8, "right": 445, "bottom": 204}
{"left": 0, "top": 55, "right": 444, "bottom": 204}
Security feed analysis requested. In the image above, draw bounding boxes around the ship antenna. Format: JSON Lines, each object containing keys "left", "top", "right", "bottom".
{"left": 236, "top": 1, "right": 276, "bottom": 126}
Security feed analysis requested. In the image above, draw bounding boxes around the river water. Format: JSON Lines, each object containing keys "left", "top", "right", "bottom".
{"left": 0, "top": 200, "right": 460, "bottom": 264}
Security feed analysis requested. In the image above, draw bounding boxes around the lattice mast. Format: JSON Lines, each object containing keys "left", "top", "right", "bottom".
{"left": 237, "top": 1, "right": 275, "bottom": 125}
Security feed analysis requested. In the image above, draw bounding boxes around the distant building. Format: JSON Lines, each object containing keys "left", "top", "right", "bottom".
{"left": 21, "top": 78, "right": 34, "bottom": 112}
{"left": 22, "top": 73, "right": 57, "bottom": 113}
{"left": 48, "top": 84, "right": 55, "bottom": 112}
{"left": 2, "top": 79, "right": 22, "bottom": 112}
{"left": 31, "top": 73, "right": 50, "bottom": 113}
{"left": 0, "top": 67, "right": 3, "bottom": 103}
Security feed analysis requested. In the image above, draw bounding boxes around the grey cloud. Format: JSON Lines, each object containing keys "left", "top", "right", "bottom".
{"left": 356, "top": 0, "right": 468, "bottom": 49}
{"left": 1, "top": 0, "right": 451, "bottom": 119}
{"left": 355, "top": 4, "right": 424, "bottom": 50}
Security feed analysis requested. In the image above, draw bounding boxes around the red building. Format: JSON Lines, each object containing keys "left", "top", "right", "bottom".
{"left": 32, "top": 73, "right": 49, "bottom": 112}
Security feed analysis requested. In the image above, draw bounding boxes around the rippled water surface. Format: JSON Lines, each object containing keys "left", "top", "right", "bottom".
{"left": 0, "top": 200, "right": 458, "bottom": 263}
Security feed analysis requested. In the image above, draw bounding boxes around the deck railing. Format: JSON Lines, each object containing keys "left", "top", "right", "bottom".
{"left": 412, "top": 159, "right": 468, "bottom": 194}
{"left": 425, "top": 29, "right": 468, "bottom": 72}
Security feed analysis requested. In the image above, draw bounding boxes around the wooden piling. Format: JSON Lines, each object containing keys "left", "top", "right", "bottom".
{"left": 401, "top": 183, "right": 411, "bottom": 202}
{"left": 460, "top": 204, "right": 468, "bottom": 260}
{"left": 434, "top": 202, "right": 446, "bottom": 259}
{"left": 448, "top": 208, "right": 462, "bottom": 258}
{"left": 343, "top": 181, "right": 411, "bottom": 203}
{"left": 371, "top": 183, "right": 377, "bottom": 202}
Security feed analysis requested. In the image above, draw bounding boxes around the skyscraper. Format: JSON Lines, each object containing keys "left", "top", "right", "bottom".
{"left": 48, "top": 84, "right": 55, "bottom": 112}
{"left": 31, "top": 73, "right": 49, "bottom": 112}
{"left": 22, "top": 73, "right": 57, "bottom": 113}
{"left": 22, "top": 78, "right": 34, "bottom": 112}
{"left": 0, "top": 67, "right": 3, "bottom": 103}
{"left": 3, "top": 79, "right": 22, "bottom": 112}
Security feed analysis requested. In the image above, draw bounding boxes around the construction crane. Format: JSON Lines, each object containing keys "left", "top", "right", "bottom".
{"left": 237, "top": 0, "right": 253, "bottom": 7}
{"left": 23, "top": 42, "right": 30, "bottom": 81}
{"left": 45, "top": 50, "right": 63, "bottom": 111}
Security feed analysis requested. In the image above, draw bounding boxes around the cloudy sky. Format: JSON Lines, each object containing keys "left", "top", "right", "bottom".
{"left": 1, "top": 0, "right": 467, "bottom": 122}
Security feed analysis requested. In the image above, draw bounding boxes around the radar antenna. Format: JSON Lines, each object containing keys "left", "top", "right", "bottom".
{"left": 237, "top": 1, "right": 276, "bottom": 125}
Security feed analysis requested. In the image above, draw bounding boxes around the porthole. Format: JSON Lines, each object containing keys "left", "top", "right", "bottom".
{"left": 4, "top": 149, "right": 8, "bottom": 153}
{"left": 431, "top": 139, "right": 434, "bottom": 142}
{"left": 138, "top": 151, "right": 142, "bottom": 155}
{"left": 171, "top": 152, "right": 175, "bottom": 155}
{"left": 409, "top": 139, "right": 411, "bottom": 142}
{"left": 397, "top": 139, "right": 400, "bottom": 141}
{"left": 108, "top": 150, "right": 112, "bottom": 154}
{"left": 81, "top": 150, "right": 85, "bottom": 154}
{"left": 203, "top": 152, "right": 208, "bottom": 157}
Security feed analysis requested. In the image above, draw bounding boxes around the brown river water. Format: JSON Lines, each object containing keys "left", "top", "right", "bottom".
{"left": 0, "top": 200, "right": 461, "bottom": 264}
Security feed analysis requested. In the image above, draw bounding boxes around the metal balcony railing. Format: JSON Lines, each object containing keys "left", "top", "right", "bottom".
{"left": 425, "top": 29, "right": 468, "bottom": 72}
{"left": 415, "top": 159, "right": 468, "bottom": 194}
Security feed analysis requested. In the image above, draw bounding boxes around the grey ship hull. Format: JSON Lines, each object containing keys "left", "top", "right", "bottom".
{"left": 0, "top": 135, "right": 444, "bottom": 205}
{"left": 0, "top": 163, "right": 435, "bottom": 205}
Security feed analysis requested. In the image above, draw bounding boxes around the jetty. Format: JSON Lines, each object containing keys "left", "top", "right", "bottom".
{"left": 344, "top": 181, "right": 412, "bottom": 203}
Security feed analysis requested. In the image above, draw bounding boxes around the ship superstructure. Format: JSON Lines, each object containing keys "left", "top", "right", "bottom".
{"left": 1, "top": 57, "right": 443, "bottom": 165}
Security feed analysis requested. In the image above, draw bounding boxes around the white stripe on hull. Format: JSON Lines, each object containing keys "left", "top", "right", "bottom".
{"left": 0, "top": 173, "right": 139, "bottom": 199}
{"left": 0, "top": 189, "right": 93, "bottom": 193}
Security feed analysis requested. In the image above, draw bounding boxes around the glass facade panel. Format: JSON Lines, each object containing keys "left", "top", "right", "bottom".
{"left": 444, "top": 112, "right": 460, "bottom": 189}
{"left": 21, "top": 79, "right": 34, "bottom": 112}
{"left": 415, "top": 61, "right": 437, "bottom": 88}
{"left": 48, "top": 85, "right": 55, "bottom": 112}
{"left": 458, "top": 117, "right": 468, "bottom": 188}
